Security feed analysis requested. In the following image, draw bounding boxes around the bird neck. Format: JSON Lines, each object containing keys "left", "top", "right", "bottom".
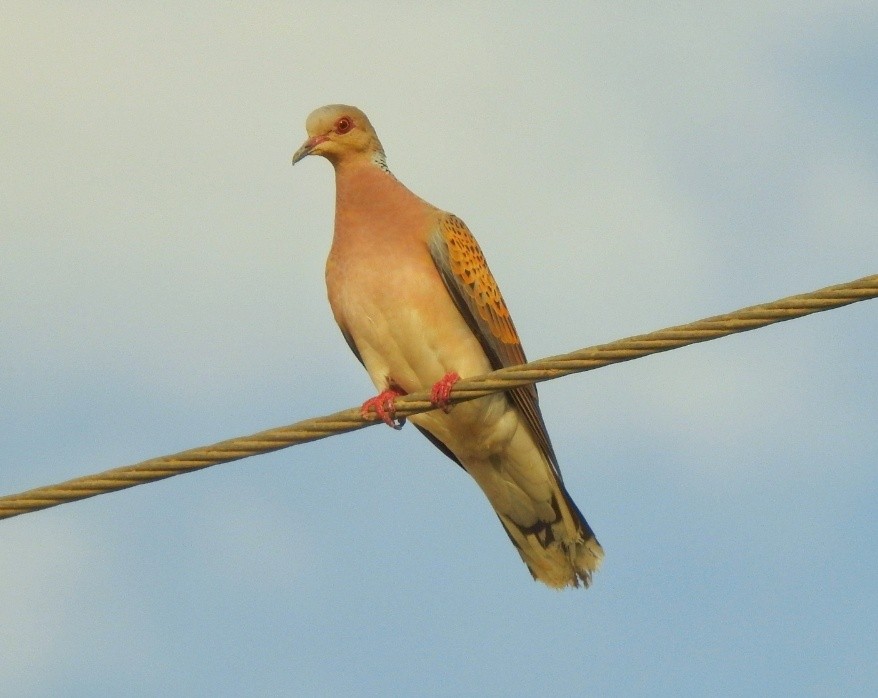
{"left": 331, "top": 158, "right": 433, "bottom": 245}
{"left": 334, "top": 158, "right": 398, "bottom": 209}
{"left": 370, "top": 145, "right": 390, "bottom": 173}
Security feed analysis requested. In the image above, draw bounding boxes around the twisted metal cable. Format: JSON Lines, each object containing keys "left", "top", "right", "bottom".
{"left": 1, "top": 273, "right": 876, "bottom": 521}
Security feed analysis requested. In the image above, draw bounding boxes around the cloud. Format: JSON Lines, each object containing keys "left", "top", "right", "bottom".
{"left": 1, "top": 4, "right": 876, "bottom": 694}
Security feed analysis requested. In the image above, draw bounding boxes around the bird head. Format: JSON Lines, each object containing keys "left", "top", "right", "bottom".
{"left": 292, "top": 104, "right": 386, "bottom": 167}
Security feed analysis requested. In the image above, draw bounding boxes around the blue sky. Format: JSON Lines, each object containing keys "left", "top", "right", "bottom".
{"left": 2, "top": 3, "right": 876, "bottom": 696}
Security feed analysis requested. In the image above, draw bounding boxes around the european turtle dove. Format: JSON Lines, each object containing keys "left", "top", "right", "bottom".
{"left": 292, "top": 105, "right": 603, "bottom": 588}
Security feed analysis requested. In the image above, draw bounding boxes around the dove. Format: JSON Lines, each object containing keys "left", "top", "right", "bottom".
{"left": 292, "top": 105, "right": 603, "bottom": 588}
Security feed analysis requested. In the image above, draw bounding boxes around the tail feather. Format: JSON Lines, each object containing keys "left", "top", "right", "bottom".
{"left": 411, "top": 399, "right": 602, "bottom": 588}
{"left": 495, "top": 487, "right": 603, "bottom": 588}
{"left": 464, "top": 449, "right": 603, "bottom": 588}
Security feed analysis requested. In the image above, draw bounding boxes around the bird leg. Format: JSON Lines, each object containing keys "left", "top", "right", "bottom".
{"left": 361, "top": 385, "right": 407, "bottom": 430}
{"left": 430, "top": 371, "right": 460, "bottom": 413}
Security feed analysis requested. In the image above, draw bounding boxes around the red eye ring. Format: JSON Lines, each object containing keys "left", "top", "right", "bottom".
{"left": 335, "top": 117, "right": 353, "bottom": 134}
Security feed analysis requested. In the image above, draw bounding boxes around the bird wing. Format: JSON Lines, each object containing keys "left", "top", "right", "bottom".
{"left": 427, "top": 213, "right": 562, "bottom": 475}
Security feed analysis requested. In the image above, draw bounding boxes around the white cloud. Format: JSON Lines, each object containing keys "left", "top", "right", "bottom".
{"left": 1, "top": 4, "right": 875, "bottom": 693}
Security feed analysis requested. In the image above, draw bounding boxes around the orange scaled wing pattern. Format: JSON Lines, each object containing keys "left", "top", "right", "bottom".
{"left": 431, "top": 214, "right": 561, "bottom": 472}
{"left": 441, "top": 214, "right": 524, "bottom": 358}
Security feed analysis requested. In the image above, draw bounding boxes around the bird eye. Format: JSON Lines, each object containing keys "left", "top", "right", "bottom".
{"left": 335, "top": 117, "right": 353, "bottom": 134}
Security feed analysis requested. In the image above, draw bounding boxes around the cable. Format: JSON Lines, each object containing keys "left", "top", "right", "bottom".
{"left": 1, "top": 273, "right": 875, "bottom": 520}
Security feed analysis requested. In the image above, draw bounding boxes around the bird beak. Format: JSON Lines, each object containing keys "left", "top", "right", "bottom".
{"left": 291, "top": 135, "right": 327, "bottom": 165}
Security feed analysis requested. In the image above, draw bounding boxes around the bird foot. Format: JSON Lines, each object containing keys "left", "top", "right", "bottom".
{"left": 361, "top": 387, "right": 407, "bottom": 430}
{"left": 430, "top": 371, "right": 460, "bottom": 413}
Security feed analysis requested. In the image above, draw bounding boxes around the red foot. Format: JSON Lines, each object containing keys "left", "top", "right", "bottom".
{"left": 430, "top": 371, "right": 460, "bottom": 413}
{"left": 361, "top": 386, "right": 407, "bottom": 430}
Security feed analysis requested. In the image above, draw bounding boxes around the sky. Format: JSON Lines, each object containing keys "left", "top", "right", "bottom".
{"left": 1, "top": 2, "right": 877, "bottom": 696}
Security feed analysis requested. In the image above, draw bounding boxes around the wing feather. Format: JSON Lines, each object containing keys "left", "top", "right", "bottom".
{"left": 428, "top": 214, "right": 562, "bottom": 474}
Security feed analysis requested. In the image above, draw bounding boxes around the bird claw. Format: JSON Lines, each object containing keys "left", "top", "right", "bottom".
{"left": 361, "top": 387, "right": 406, "bottom": 430}
{"left": 430, "top": 371, "right": 460, "bottom": 413}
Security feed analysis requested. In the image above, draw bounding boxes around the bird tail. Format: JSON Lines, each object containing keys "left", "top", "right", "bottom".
{"left": 494, "top": 482, "right": 604, "bottom": 589}
{"left": 412, "top": 405, "right": 603, "bottom": 588}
